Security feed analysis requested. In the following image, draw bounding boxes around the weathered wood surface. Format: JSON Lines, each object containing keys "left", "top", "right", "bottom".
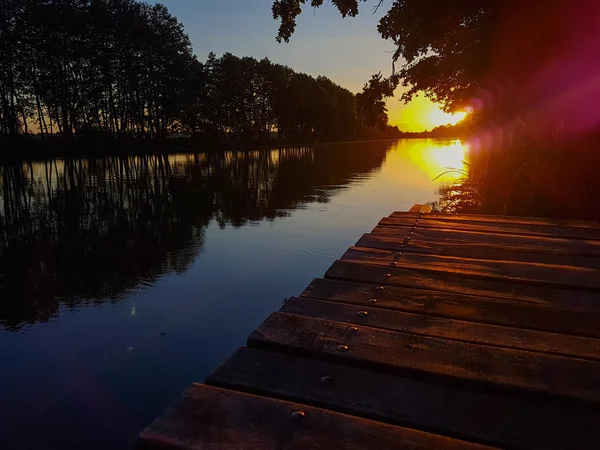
{"left": 368, "top": 227, "right": 600, "bottom": 267}
{"left": 341, "top": 245, "right": 600, "bottom": 292}
{"left": 302, "top": 278, "right": 600, "bottom": 338}
{"left": 379, "top": 217, "right": 600, "bottom": 242}
{"left": 391, "top": 211, "right": 600, "bottom": 231}
{"left": 408, "top": 204, "right": 433, "bottom": 213}
{"left": 207, "top": 347, "right": 600, "bottom": 450}
{"left": 249, "top": 312, "right": 600, "bottom": 404}
{"left": 280, "top": 297, "right": 600, "bottom": 361}
{"left": 378, "top": 216, "right": 600, "bottom": 245}
{"left": 384, "top": 214, "right": 600, "bottom": 240}
{"left": 326, "top": 260, "right": 600, "bottom": 311}
{"left": 140, "top": 207, "right": 600, "bottom": 450}
{"left": 137, "top": 383, "right": 490, "bottom": 450}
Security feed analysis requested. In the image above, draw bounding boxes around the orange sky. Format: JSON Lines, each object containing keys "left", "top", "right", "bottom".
{"left": 387, "top": 93, "right": 467, "bottom": 132}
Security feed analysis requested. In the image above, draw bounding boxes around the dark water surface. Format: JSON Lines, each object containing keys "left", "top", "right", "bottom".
{"left": 0, "top": 139, "right": 466, "bottom": 449}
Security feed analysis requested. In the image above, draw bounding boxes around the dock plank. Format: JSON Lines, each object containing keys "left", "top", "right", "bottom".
{"left": 301, "top": 278, "right": 600, "bottom": 338}
{"left": 207, "top": 347, "right": 600, "bottom": 450}
{"left": 249, "top": 312, "right": 600, "bottom": 404}
{"left": 342, "top": 245, "right": 600, "bottom": 291}
{"left": 280, "top": 297, "right": 600, "bottom": 361}
{"left": 374, "top": 223, "right": 600, "bottom": 253}
{"left": 369, "top": 227, "right": 600, "bottom": 267}
{"left": 383, "top": 215, "right": 600, "bottom": 240}
{"left": 137, "top": 383, "right": 489, "bottom": 450}
{"left": 391, "top": 211, "right": 600, "bottom": 230}
{"left": 327, "top": 259, "right": 600, "bottom": 311}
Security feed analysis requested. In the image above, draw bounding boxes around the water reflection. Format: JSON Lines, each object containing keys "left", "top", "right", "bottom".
{"left": 0, "top": 144, "right": 388, "bottom": 330}
{"left": 405, "top": 139, "right": 467, "bottom": 183}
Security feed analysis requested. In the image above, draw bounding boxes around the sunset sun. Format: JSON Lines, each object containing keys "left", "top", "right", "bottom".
{"left": 389, "top": 94, "right": 468, "bottom": 131}
{"left": 428, "top": 108, "right": 467, "bottom": 128}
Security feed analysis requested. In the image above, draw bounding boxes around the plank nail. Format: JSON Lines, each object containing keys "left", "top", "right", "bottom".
{"left": 289, "top": 410, "right": 306, "bottom": 420}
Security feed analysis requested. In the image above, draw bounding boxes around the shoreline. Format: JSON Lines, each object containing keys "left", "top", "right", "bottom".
{"left": 0, "top": 135, "right": 459, "bottom": 164}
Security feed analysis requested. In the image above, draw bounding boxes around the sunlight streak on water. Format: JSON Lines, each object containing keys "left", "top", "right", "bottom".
{"left": 383, "top": 139, "right": 468, "bottom": 186}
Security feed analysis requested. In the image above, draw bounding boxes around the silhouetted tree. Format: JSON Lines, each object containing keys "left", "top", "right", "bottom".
{"left": 194, "top": 52, "right": 375, "bottom": 141}
{"left": 0, "top": 0, "right": 200, "bottom": 140}
{"left": 355, "top": 73, "right": 397, "bottom": 132}
{"left": 272, "top": 0, "right": 592, "bottom": 118}
{"left": 1, "top": 0, "right": 400, "bottom": 147}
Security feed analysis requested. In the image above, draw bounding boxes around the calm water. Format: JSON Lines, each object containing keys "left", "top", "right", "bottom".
{"left": 0, "top": 139, "right": 465, "bottom": 450}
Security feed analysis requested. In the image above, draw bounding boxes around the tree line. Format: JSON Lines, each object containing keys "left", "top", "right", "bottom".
{"left": 0, "top": 0, "right": 396, "bottom": 145}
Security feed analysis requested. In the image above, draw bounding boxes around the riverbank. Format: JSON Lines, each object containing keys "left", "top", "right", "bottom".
{"left": 0, "top": 134, "right": 418, "bottom": 163}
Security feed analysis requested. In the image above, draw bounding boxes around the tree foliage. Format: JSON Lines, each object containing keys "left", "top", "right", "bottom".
{"left": 0, "top": 0, "right": 200, "bottom": 139}
{"left": 272, "top": 0, "right": 491, "bottom": 111}
{"left": 1, "top": 0, "right": 395, "bottom": 144}
{"left": 273, "top": 0, "right": 580, "bottom": 116}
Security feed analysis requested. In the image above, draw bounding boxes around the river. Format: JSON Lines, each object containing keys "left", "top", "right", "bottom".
{"left": 0, "top": 139, "right": 466, "bottom": 449}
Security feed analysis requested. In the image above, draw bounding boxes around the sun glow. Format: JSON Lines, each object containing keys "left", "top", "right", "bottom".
{"left": 429, "top": 109, "right": 467, "bottom": 128}
{"left": 406, "top": 140, "right": 468, "bottom": 183}
{"left": 388, "top": 94, "right": 468, "bottom": 132}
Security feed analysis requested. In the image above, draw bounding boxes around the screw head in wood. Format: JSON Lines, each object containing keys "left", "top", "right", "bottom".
{"left": 375, "top": 286, "right": 385, "bottom": 291}
{"left": 357, "top": 311, "right": 369, "bottom": 317}
{"left": 347, "top": 326, "right": 359, "bottom": 332}
{"left": 320, "top": 376, "right": 334, "bottom": 384}
{"left": 336, "top": 345, "right": 349, "bottom": 352}
{"left": 368, "top": 298, "right": 378, "bottom": 304}
{"left": 289, "top": 410, "right": 306, "bottom": 420}
{"left": 390, "top": 261, "right": 398, "bottom": 267}
{"left": 381, "top": 273, "right": 391, "bottom": 280}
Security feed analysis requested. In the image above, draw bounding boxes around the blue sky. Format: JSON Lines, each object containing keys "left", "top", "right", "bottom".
{"left": 150, "top": 1, "right": 452, "bottom": 131}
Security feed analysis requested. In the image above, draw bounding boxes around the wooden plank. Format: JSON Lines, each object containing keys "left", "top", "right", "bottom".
{"left": 301, "top": 278, "right": 600, "bottom": 339}
{"left": 383, "top": 215, "right": 600, "bottom": 241}
{"left": 408, "top": 204, "right": 423, "bottom": 213}
{"left": 419, "top": 204, "right": 433, "bottom": 213}
{"left": 343, "top": 244, "right": 600, "bottom": 292}
{"left": 369, "top": 227, "right": 600, "bottom": 268}
{"left": 373, "top": 223, "right": 600, "bottom": 256}
{"left": 248, "top": 312, "right": 600, "bottom": 404}
{"left": 137, "top": 383, "right": 489, "bottom": 450}
{"left": 326, "top": 260, "right": 600, "bottom": 312}
{"left": 207, "top": 347, "right": 600, "bottom": 450}
{"left": 280, "top": 297, "right": 600, "bottom": 361}
{"left": 392, "top": 211, "right": 600, "bottom": 230}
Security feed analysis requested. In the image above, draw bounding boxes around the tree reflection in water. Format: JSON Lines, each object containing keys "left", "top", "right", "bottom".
{"left": 0, "top": 143, "right": 388, "bottom": 330}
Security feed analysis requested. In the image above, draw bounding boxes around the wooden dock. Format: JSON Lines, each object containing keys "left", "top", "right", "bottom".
{"left": 137, "top": 205, "right": 600, "bottom": 449}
